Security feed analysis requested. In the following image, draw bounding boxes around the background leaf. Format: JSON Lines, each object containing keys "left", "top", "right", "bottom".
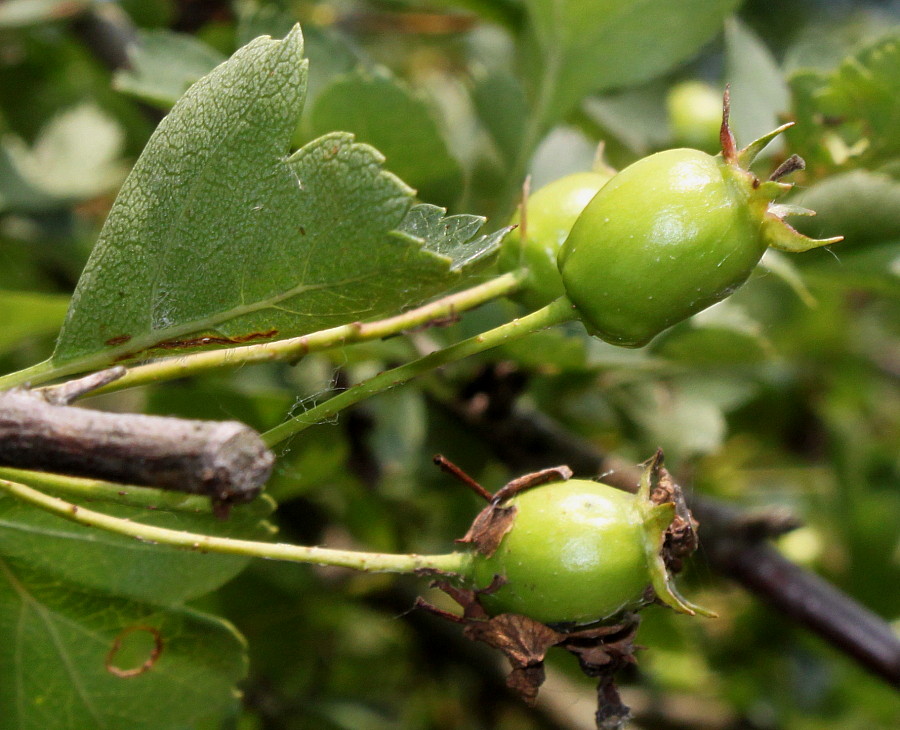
{"left": 791, "top": 169, "right": 900, "bottom": 247}
{"left": 521, "top": 0, "right": 741, "bottom": 124}
{"left": 0, "top": 557, "right": 246, "bottom": 730}
{"left": 787, "top": 32, "right": 900, "bottom": 172}
{"left": 310, "top": 69, "right": 463, "bottom": 206}
{"left": 0, "top": 291, "right": 68, "bottom": 355}
{"left": 113, "top": 30, "right": 226, "bottom": 110}
{"left": 724, "top": 17, "right": 790, "bottom": 155}
{"left": 0, "top": 105, "right": 126, "bottom": 212}
{"left": 0, "top": 490, "right": 275, "bottom": 604}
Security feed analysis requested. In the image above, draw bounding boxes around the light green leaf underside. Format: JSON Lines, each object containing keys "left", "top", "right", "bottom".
{"left": 54, "top": 27, "right": 500, "bottom": 368}
{"left": 523, "top": 0, "right": 741, "bottom": 121}
{"left": 0, "top": 491, "right": 275, "bottom": 605}
{"left": 0, "top": 557, "right": 245, "bottom": 730}
{"left": 310, "top": 69, "right": 463, "bottom": 205}
{"left": 398, "top": 204, "right": 509, "bottom": 272}
{"left": 113, "top": 30, "right": 227, "bottom": 110}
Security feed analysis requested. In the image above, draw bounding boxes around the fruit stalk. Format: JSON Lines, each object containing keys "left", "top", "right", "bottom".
{"left": 0, "top": 475, "right": 471, "bottom": 574}
{"left": 261, "top": 296, "right": 578, "bottom": 447}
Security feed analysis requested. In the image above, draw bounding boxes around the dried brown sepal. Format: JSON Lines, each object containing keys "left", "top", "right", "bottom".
{"left": 420, "top": 582, "right": 641, "bottom": 721}
{"left": 559, "top": 619, "right": 639, "bottom": 677}
{"left": 644, "top": 449, "right": 698, "bottom": 569}
{"left": 40, "top": 367, "right": 126, "bottom": 405}
{"left": 562, "top": 620, "right": 639, "bottom": 730}
{"left": 768, "top": 154, "right": 805, "bottom": 182}
{"left": 456, "top": 465, "right": 573, "bottom": 557}
{"left": 464, "top": 613, "right": 564, "bottom": 706}
{"left": 416, "top": 578, "right": 503, "bottom": 622}
{"left": 432, "top": 454, "right": 493, "bottom": 502}
{"left": 456, "top": 503, "right": 517, "bottom": 555}
{"left": 492, "top": 464, "right": 573, "bottom": 504}
{"left": 719, "top": 85, "right": 737, "bottom": 164}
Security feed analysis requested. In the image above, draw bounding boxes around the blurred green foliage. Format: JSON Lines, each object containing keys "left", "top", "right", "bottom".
{"left": 0, "top": 1, "right": 897, "bottom": 728}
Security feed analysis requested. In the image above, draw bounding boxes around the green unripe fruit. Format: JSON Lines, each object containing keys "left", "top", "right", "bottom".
{"left": 499, "top": 171, "right": 613, "bottom": 309}
{"left": 468, "top": 471, "right": 712, "bottom": 627}
{"left": 472, "top": 480, "right": 650, "bottom": 624}
{"left": 667, "top": 81, "right": 723, "bottom": 152}
{"left": 558, "top": 108, "right": 841, "bottom": 348}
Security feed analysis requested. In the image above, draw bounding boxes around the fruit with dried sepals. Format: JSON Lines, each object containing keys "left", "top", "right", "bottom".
{"left": 466, "top": 459, "right": 713, "bottom": 626}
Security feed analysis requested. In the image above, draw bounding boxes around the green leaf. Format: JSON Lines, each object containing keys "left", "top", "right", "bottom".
{"left": 0, "top": 491, "right": 275, "bottom": 605}
{"left": 522, "top": 0, "right": 740, "bottom": 124}
{"left": 471, "top": 71, "right": 529, "bottom": 167}
{"left": 724, "top": 17, "right": 790, "bottom": 156}
{"left": 652, "top": 302, "right": 771, "bottom": 366}
{"left": 817, "top": 33, "right": 900, "bottom": 160}
{"left": 396, "top": 204, "right": 507, "bottom": 272}
{"left": 0, "top": 557, "right": 245, "bottom": 730}
{"left": 787, "top": 33, "right": 900, "bottom": 171}
{"left": 582, "top": 81, "right": 671, "bottom": 156}
{"left": 790, "top": 169, "right": 900, "bottom": 247}
{"left": 113, "top": 30, "right": 227, "bottom": 110}
{"left": 0, "top": 291, "right": 69, "bottom": 355}
{"left": 310, "top": 69, "right": 463, "bottom": 206}
{"left": 613, "top": 381, "right": 727, "bottom": 459}
{"left": 52, "top": 28, "right": 499, "bottom": 373}
{"left": 0, "top": 105, "right": 126, "bottom": 212}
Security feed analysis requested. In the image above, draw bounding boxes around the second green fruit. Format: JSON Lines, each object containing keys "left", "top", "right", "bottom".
{"left": 499, "top": 171, "right": 613, "bottom": 310}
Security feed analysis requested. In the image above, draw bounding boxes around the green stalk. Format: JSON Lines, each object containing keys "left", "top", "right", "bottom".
{"left": 0, "top": 475, "right": 471, "bottom": 575}
{"left": 0, "top": 467, "right": 217, "bottom": 513}
{"left": 0, "top": 272, "right": 526, "bottom": 396}
{"left": 0, "top": 359, "right": 56, "bottom": 390}
{"left": 262, "top": 296, "right": 578, "bottom": 447}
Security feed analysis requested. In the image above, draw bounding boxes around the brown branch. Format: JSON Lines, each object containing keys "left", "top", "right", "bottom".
{"left": 0, "top": 370, "right": 273, "bottom": 511}
{"left": 699, "top": 512, "right": 900, "bottom": 689}
{"left": 436, "top": 376, "right": 900, "bottom": 688}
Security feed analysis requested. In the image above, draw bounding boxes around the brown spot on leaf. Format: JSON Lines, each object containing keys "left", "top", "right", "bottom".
{"left": 154, "top": 329, "right": 279, "bottom": 350}
{"left": 104, "top": 334, "right": 132, "bottom": 346}
{"left": 113, "top": 329, "right": 281, "bottom": 362}
{"left": 105, "top": 626, "right": 164, "bottom": 678}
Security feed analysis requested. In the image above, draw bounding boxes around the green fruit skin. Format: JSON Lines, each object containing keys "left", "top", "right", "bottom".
{"left": 559, "top": 148, "right": 765, "bottom": 348}
{"left": 472, "top": 479, "right": 653, "bottom": 626}
{"left": 499, "top": 172, "right": 613, "bottom": 310}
